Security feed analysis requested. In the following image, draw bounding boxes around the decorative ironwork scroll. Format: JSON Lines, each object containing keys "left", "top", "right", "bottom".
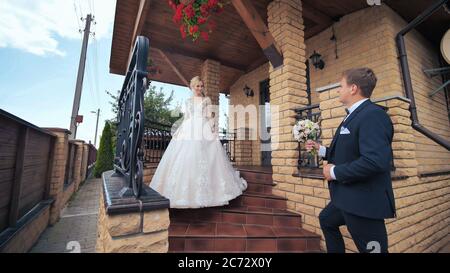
{"left": 114, "top": 36, "right": 149, "bottom": 198}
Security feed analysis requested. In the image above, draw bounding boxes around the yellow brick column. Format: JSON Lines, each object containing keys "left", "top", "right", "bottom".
{"left": 201, "top": 59, "right": 220, "bottom": 105}
{"left": 268, "top": 0, "right": 309, "bottom": 195}
{"left": 72, "top": 140, "right": 85, "bottom": 192}
{"left": 43, "top": 128, "right": 71, "bottom": 225}
{"left": 201, "top": 59, "right": 220, "bottom": 134}
{"left": 234, "top": 127, "right": 253, "bottom": 166}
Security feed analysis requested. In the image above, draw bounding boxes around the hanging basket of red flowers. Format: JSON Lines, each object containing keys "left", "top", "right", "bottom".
{"left": 168, "top": 0, "right": 227, "bottom": 42}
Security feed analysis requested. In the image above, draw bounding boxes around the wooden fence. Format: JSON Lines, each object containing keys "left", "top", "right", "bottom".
{"left": 0, "top": 109, "right": 55, "bottom": 234}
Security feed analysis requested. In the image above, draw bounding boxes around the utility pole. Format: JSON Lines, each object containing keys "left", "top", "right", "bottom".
{"left": 70, "top": 14, "right": 94, "bottom": 139}
{"left": 91, "top": 108, "right": 100, "bottom": 147}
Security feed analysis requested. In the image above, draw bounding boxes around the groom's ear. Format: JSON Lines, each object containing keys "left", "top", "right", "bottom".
{"left": 350, "top": 84, "right": 359, "bottom": 95}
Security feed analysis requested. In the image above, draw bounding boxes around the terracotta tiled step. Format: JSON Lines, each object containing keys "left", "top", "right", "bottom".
{"left": 170, "top": 206, "right": 302, "bottom": 228}
{"left": 239, "top": 171, "right": 273, "bottom": 184}
{"left": 221, "top": 206, "right": 301, "bottom": 227}
{"left": 246, "top": 182, "right": 274, "bottom": 194}
{"left": 231, "top": 192, "right": 287, "bottom": 209}
{"left": 168, "top": 222, "right": 321, "bottom": 253}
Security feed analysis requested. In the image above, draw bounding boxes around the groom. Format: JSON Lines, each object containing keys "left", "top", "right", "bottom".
{"left": 306, "top": 68, "right": 396, "bottom": 253}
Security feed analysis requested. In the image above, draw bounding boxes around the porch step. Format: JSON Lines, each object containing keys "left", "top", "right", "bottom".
{"left": 170, "top": 205, "right": 301, "bottom": 228}
{"left": 239, "top": 171, "right": 273, "bottom": 184}
{"left": 169, "top": 222, "right": 321, "bottom": 253}
{"left": 165, "top": 165, "right": 322, "bottom": 252}
{"left": 231, "top": 192, "right": 287, "bottom": 209}
{"left": 246, "top": 182, "right": 274, "bottom": 194}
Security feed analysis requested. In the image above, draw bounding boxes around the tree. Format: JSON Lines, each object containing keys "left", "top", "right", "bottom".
{"left": 94, "top": 121, "right": 114, "bottom": 178}
{"left": 106, "top": 84, "right": 182, "bottom": 150}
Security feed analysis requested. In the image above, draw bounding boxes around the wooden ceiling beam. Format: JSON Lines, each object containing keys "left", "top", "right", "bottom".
{"left": 231, "top": 0, "right": 283, "bottom": 69}
{"left": 155, "top": 48, "right": 189, "bottom": 87}
{"left": 302, "top": 1, "right": 334, "bottom": 26}
{"left": 126, "top": 0, "right": 152, "bottom": 70}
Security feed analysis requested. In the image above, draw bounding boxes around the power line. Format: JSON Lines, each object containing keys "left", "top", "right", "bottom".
{"left": 92, "top": 36, "right": 101, "bottom": 106}
{"left": 77, "top": 0, "right": 84, "bottom": 18}
{"left": 73, "top": 0, "right": 82, "bottom": 34}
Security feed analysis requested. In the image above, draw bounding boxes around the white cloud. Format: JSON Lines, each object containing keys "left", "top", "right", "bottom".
{"left": 0, "top": 0, "right": 116, "bottom": 56}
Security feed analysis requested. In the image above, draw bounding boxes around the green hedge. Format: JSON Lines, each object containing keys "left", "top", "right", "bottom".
{"left": 94, "top": 121, "right": 114, "bottom": 178}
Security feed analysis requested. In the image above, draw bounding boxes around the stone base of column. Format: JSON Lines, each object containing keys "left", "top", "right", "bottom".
{"left": 95, "top": 170, "right": 170, "bottom": 253}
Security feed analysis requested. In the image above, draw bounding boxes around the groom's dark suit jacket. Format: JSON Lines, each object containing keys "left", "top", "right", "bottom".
{"left": 323, "top": 99, "right": 396, "bottom": 220}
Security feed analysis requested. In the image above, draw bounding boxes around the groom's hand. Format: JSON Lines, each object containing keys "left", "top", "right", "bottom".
{"left": 306, "top": 140, "right": 320, "bottom": 152}
{"left": 323, "top": 164, "right": 335, "bottom": 181}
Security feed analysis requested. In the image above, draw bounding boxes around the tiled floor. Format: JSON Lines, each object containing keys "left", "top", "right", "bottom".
{"left": 30, "top": 178, "right": 102, "bottom": 253}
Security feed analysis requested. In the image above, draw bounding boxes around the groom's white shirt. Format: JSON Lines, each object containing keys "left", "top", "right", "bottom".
{"left": 319, "top": 98, "right": 369, "bottom": 180}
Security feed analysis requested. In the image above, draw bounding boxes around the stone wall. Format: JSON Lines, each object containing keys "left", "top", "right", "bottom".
{"left": 95, "top": 184, "right": 170, "bottom": 253}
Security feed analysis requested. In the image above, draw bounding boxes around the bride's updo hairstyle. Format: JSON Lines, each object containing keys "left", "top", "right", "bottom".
{"left": 190, "top": 76, "right": 205, "bottom": 97}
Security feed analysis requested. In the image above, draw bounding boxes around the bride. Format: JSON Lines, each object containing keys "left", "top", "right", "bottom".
{"left": 149, "top": 76, "right": 247, "bottom": 208}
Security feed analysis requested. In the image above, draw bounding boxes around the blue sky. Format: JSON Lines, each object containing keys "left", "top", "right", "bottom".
{"left": 0, "top": 0, "right": 228, "bottom": 147}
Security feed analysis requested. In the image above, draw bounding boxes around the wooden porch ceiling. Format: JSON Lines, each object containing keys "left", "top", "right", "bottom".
{"left": 110, "top": 0, "right": 450, "bottom": 94}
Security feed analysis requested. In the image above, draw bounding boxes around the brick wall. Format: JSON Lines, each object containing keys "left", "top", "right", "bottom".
{"left": 306, "top": 5, "right": 403, "bottom": 105}
{"left": 306, "top": 4, "right": 450, "bottom": 172}
{"left": 268, "top": 3, "right": 449, "bottom": 252}
{"left": 384, "top": 6, "right": 450, "bottom": 173}
{"left": 301, "top": 83, "right": 449, "bottom": 253}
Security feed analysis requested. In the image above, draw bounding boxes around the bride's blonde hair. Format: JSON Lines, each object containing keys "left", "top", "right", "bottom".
{"left": 190, "top": 76, "right": 205, "bottom": 97}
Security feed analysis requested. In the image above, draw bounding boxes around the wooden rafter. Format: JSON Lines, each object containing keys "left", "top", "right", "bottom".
{"left": 302, "top": 1, "right": 333, "bottom": 26}
{"left": 155, "top": 48, "right": 189, "bottom": 87}
{"left": 127, "top": 0, "right": 152, "bottom": 69}
{"left": 231, "top": 0, "right": 283, "bottom": 68}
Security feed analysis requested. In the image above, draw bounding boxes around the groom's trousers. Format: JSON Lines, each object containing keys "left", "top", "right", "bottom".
{"left": 319, "top": 202, "right": 388, "bottom": 253}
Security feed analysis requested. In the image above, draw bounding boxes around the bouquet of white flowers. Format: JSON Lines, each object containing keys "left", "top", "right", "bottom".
{"left": 292, "top": 119, "right": 321, "bottom": 155}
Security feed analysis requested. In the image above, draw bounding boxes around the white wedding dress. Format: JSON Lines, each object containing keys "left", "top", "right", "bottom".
{"left": 149, "top": 95, "right": 247, "bottom": 208}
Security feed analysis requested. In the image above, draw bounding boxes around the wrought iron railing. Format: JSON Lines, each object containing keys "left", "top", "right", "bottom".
{"left": 113, "top": 36, "right": 149, "bottom": 198}
{"left": 219, "top": 129, "right": 236, "bottom": 162}
{"left": 294, "top": 104, "right": 322, "bottom": 169}
{"left": 143, "top": 121, "right": 172, "bottom": 164}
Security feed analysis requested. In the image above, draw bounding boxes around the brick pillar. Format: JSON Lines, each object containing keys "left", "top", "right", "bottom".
{"left": 72, "top": 140, "right": 85, "bottom": 191}
{"left": 80, "top": 143, "right": 89, "bottom": 182}
{"left": 44, "top": 128, "right": 70, "bottom": 225}
{"left": 268, "top": 0, "right": 309, "bottom": 194}
{"left": 383, "top": 98, "right": 419, "bottom": 178}
{"left": 234, "top": 127, "right": 253, "bottom": 166}
{"left": 201, "top": 59, "right": 221, "bottom": 132}
{"left": 201, "top": 59, "right": 220, "bottom": 105}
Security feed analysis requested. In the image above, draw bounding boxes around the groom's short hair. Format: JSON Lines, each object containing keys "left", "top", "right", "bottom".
{"left": 342, "top": 68, "right": 377, "bottom": 98}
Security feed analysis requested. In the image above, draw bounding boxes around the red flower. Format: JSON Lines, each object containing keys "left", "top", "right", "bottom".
{"left": 189, "top": 25, "right": 199, "bottom": 35}
{"left": 179, "top": 24, "right": 186, "bottom": 39}
{"left": 200, "top": 3, "right": 209, "bottom": 17}
{"left": 184, "top": 4, "right": 195, "bottom": 19}
{"left": 197, "top": 17, "right": 207, "bottom": 24}
{"left": 200, "top": 31, "right": 209, "bottom": 42}
{"left": 208, "top": 0, "right": 218, "bottom": 8}
{"left": 173, "top": 3, "right": 184, "bottom": 24}
{"left": 168, "top": 0, "right": 177, "bottom": 11}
